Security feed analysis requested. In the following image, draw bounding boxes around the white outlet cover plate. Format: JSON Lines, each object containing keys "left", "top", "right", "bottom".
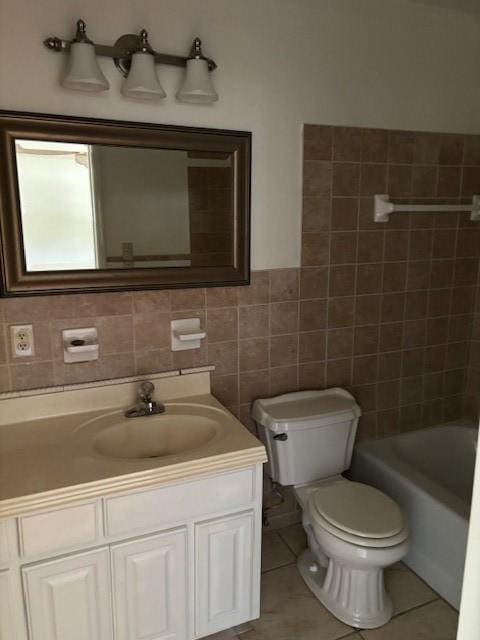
{"left": 10, "top": 324, "right": 34, "bottom": 357}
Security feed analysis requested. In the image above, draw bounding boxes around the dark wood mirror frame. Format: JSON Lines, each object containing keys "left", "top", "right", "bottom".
{"left": 0, "top": 110, "right": 251, "bottom": 297}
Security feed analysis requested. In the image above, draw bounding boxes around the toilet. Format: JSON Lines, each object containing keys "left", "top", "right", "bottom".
{"left": 252, "top": 388, "right": 409, "bottom": 629}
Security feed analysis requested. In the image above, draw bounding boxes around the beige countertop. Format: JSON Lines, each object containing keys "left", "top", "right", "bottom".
{"left": 0, "top": 372, "right": 266, "bottom": 517}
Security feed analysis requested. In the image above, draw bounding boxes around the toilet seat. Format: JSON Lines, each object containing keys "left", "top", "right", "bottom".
{"left": 308, "top": 480, "right": 409, "bottom": 548}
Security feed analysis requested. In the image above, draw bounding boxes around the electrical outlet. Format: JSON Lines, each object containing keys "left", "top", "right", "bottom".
{"left": 10, "top": 324, "right": 34, "bottom": 357}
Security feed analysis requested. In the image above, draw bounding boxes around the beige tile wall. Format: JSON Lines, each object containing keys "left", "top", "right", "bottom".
{"left": 188, "top": 165, "right": 233, "bottom": 267}
{"left": 302, "top": 124, "right": 480, "bottom": 438}
{"left": 0, "top": 274, "right": 310, "bottom": 424}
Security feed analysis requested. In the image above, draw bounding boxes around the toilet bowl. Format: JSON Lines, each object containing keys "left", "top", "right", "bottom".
{"left": 252, "top": 388, "right": 410, "bottom": 629}
{"left": 296, "top": 478, "right": 409, "bottom": 628}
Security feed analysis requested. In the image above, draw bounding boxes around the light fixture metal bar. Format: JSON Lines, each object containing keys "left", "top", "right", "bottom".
{"left": 43, "top": 35, "right": 217, "bottom": 72}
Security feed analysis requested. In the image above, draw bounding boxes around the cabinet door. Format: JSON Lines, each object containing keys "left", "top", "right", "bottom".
{"left": 195, "top": 512, "right": 254, "bottom": 636}
{"left": 22, "top": 548, "right": 113, "bottom": 640}
{"left": 0, "top": 571, "right": 18, "bottom": 639}
{"left": 111, "top": 529, "right": 188, "bottom": 640}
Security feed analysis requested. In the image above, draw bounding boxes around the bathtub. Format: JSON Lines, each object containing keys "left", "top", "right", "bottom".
{"left": 349, "top": 420, "right": 478, "bottom": 609}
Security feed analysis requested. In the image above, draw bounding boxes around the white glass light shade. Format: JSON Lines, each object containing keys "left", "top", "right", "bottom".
{"left": 177, "top": 58, "right": 218, "bottom": 104}
{"left": 121, "top": 52, "right": 166, "bottom": 101}
{"left": 62, "top": 42, "right": 109, "bottom": 92}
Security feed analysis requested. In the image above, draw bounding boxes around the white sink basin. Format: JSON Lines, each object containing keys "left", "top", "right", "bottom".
{"left": 76, "top": 404, "right": 223, "bottom": 459}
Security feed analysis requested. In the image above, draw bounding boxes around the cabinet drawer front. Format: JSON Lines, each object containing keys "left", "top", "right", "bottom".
{"left": 22, "top": 548, "right": 113, "bottom": 640}
{"left": 111, "top": 529, "right": 188, "bottom": 640}
{"left": 105, "top": 467, "right": 255, "bottom": 537}
{"left": 19, "top": 501, "right": 101, "bottom": 557}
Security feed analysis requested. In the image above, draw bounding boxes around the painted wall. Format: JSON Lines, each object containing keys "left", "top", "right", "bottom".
{"left": 1, "top": 0, "right": 480, "bottom": 269}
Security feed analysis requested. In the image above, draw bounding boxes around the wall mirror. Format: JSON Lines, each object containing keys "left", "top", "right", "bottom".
{"left": 0, "top": 111, "right": 250, "bottom": 296}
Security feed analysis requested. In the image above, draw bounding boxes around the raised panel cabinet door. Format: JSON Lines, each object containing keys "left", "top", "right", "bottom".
{"left": 195, "top": 511, "right": 254, "bottom": 636}
{"left": 111, "top": 528, "right": 188, "bottom": 640}
{"left": 22, "top": 548, "right": 113, "bottom": 640}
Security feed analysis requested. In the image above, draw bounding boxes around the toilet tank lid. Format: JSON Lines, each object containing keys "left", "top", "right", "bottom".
{"left": 251, "top": 388, "right": 361, "bottom": 433}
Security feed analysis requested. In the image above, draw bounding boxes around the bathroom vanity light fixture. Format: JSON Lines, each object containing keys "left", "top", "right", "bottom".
{"left": 44, "top": 19, "right": 218, "bottom": 103}
{"left": 176, "top": 38, "right": 218, "bottom": 103}
{"left": 121, "top": 30, "right": 166, "bottom": 101}
{"left": 60, "top": 20, "right": 109, "bottom": 92}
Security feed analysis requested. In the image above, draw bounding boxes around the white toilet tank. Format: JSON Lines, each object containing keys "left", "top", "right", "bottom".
{"left": 252, "top": 388, "right": 361, "bottom": 486}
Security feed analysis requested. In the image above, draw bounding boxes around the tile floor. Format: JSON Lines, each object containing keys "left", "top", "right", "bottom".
{"left": 209, "top": 523, "right": 459, "bottom": 640}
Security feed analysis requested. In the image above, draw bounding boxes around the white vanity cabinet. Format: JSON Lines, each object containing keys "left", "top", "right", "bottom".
{"left": 1, "top": 464, "right": 263, "bottom": 640}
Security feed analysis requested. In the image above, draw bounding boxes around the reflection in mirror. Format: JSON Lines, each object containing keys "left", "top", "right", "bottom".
{"left": 15, "top": 140, "right": 234, "bottom": 272}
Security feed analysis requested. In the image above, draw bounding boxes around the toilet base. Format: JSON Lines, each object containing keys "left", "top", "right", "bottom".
{"left": 297, "top": 549, "right": 393, "bottom": 629}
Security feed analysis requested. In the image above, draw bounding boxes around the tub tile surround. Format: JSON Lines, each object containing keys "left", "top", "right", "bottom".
{"left": 302, "top": 124, "right": 480, "bottom": 437}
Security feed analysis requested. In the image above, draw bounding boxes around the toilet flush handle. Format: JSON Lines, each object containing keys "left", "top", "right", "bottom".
{"left": 273, "top": 433, "right": 288, "bottom": 441}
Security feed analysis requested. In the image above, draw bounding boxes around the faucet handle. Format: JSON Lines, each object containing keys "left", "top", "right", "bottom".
{"left": 139, "top": 380, "right": 155, "bottom": 402}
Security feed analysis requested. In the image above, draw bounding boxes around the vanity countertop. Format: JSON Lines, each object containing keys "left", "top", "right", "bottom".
{"left": 0, "top": 371, "right": 266, "bottom": 518}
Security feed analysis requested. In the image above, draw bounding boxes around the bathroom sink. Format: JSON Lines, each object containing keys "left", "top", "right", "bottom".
{"left": 76, "top": 404, "right": 222, "bottom": 459}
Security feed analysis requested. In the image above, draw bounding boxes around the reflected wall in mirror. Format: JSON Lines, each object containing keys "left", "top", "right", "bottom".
{"left": 0, "top": 111, "right": 250, "bottom": 296}
{"left": 15, "top": 141, "right": 234, "bottom": 271}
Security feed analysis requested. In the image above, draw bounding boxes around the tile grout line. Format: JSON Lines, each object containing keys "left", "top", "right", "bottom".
{"left": 260, "top": 558, "right": 297, "bottom": 575}
{"left": 356, "top": 598, "right": 442, "bottom": 638}
{"left": 277, "top": 527, "right": 302, "bottom": 558}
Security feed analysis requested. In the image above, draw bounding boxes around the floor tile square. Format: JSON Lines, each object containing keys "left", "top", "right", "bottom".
{"left": 205, "top": 629, "right": 237, "bottom": 640}
{"left": 278, "top": 523, "right": 307, "bottom": 557}
{"left": 385, "top": 562, "right": 436, "bottom": 615}
{"left": 359, "top": 599, "right": 457, "bottom": 640}
{"left": 261, "top": 531, "right": 296, "bottom": 572}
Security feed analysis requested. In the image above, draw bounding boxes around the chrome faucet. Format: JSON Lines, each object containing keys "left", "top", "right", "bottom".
{"left": 125, "top": 381, "right": 165, "bottom": 418}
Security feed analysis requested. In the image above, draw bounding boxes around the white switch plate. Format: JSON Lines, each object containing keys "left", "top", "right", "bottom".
{"left": 10, "top": 324, "right": 34, "bottom": 357}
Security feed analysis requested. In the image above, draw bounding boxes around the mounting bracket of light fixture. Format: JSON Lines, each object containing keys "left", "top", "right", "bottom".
{"left": 43, "top": 19, "right": 218, "bottom": 103}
